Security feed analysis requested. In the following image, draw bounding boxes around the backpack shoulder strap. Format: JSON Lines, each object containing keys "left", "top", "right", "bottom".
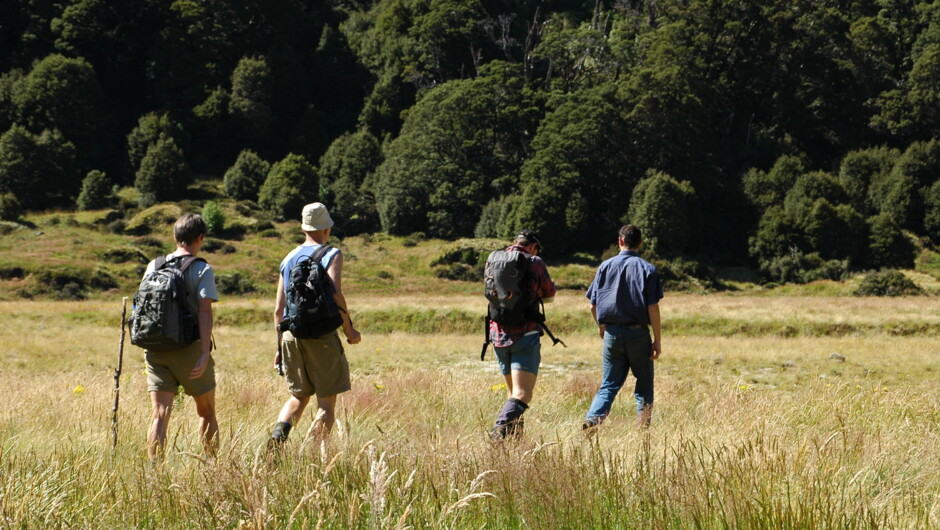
{"left": 176, "top": 255, "right": 207, "bottom": 273}
{"left": 154, "top": 255, "right": 168, "bottom": 270}
{"left": 309, "top": 245, "right": 334, "bottom": 267}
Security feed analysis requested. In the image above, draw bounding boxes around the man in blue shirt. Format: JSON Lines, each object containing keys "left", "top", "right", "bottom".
{"left": 582, "top": 225, "right": 663, "bottom": 430}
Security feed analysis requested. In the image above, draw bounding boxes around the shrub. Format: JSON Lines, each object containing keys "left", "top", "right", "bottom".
{"left": 742, "top": 155, "right": 804, "bottom": 210}
{"left": 223, "top": 150, "right": 270, "bottom": 201}
{"left": 760, "top": 250, "right": 847, "bottom": 284}
{"left": 216, "top": 271, "right": 256, "bottom": 295}
{"left": 202, "top": 201, "right": 225, "bottom": 236}
{"left": 258, "top": 154, "right": 318, "bottom": 221}
{"left": 0, "top": 193, "right": 21, "bottom": 221}
{"left": 76, "top": 170, "right": 112, "bottom": 211}
{"left": 854, "top": 270, "right": 924, "bottom": 296}
{"left": 107, "top": 219, "right": 125, "bottom": 234}
{"left": 201, "top": 238, "right": 236, "bottom": 254}
{"left": 55, "top": 282, "right": 85, "bottom": 301}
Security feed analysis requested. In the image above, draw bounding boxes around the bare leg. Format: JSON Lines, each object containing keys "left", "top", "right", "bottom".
{"left": 192, "top": 389, "right": 218, "bottom": 456}
{"left": 148, "top": 391, "right": 175, "bottom": 461}
{"left": 509, "top": 370, "right": 537, "bottom": 404}
{"left": 308, "top": 394, "right": 338, "bottom": 440}
{"left": 277, "top": 394, "right": 311, "bottom": 425}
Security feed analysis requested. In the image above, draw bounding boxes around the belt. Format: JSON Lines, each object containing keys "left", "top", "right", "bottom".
{"left": 602, "top": 322, "right": 646, "bottom": 329}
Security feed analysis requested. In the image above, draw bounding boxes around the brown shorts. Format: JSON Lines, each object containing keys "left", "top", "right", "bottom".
{"left": 146, "top": 341, "right": 216, "bottom": 396}
{"left": 282, "top": 330, "right": 350, "bottom": 398}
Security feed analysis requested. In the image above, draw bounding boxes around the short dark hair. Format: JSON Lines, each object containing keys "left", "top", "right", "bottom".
{"left": 619, "top": 224, "right": 642, "bottom": 248}
{"left": 174, "top": 213, "right": 207, "bottom": 246}
{"left": 514, "top": 229, "right": 543, "bottom": 252}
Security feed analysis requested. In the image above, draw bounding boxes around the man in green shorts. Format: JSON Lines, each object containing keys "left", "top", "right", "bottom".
{"left": 269, "top": 203, "right": 361, "bottom": 446}
{"left": 143, "top": 213, "right": 219, "bottom": 461}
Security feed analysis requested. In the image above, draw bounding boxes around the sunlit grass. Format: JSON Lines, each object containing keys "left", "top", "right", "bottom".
{"left": 1, "top": 298, "right": 939, "bottom": 527}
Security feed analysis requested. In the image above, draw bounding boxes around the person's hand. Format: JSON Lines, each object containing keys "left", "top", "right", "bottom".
{"left": 650, "top": 340, "right": 661, "bottom": 360}
{"left": 190, "top": 352, "right": 210, "bottom": 379}
{"left": 597, "top": 324, "right": 606, "bottom": 339}
{"left": 273, "top": 351, "right": 282, "bottom": 374}
{"left": 345, "top": 327, "right": 362, "bottom": 345}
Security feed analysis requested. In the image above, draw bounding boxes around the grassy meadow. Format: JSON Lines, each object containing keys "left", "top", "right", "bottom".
{"left": 1, "top": 291, "right": 939, "bottom": 528}
{"left": 2, "top": 210, "right": 940, "bottom": 527}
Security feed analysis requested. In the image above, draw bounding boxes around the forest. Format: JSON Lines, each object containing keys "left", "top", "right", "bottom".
{"left": 1, "top": 0, "right": 939, "bottom": 284}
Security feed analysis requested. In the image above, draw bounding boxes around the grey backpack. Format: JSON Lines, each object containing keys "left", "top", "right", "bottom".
{"left": 484, "top": 249, "right": 538, "bottom": 326}
{"left": 130, "top": 255, "right": 205, "bottom": 351}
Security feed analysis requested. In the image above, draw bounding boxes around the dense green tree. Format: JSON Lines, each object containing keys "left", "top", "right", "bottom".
{"left": 126, "top": 112, "right": 183, "bottom": 176}
{"left": 743, "top": 155, "right": 805, "bottom": 210}
{"left": 223, "top": 150, "right": 270, "bottom": 201}
{"left": 514, "top": 84, "right": 631, "bottom": 252}
{"left": 258, "top": 153, "right": 318, "bottom": 221}
{"left": 626, "top": 171, "right": 698, "bottom": 257}
{"left": 783, "top": 171, "right": 848, "bottom": 221}
{"left": 134, "top": 134, "right": 187, "bottom": 207}
{"left": 804, "top": 199, "right": 867, "bottom": 264}
{"left": 319, "top": 128, "right": 383, "bottom": 234}
{"left": 0, "top": 125, "right": 79, "bottom": 209}
{"left": 12, "top": 53, "right": 109, "bottom": 169}
{"left": 375, "top": 62, "right": 540, "bottom": 238}
{"left": 838, "top": 146, "right": 899, "bottom": 215}
{"left": 228, "top": 55, "right": 273, "bottom": 139}
{"left": 76, "top": 169, "right": 112, "bottom": 210}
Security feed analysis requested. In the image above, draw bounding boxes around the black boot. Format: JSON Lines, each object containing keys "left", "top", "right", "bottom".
{"left": 490, "top": 398, "right": 529, "bottom": 441}
{"left": 269, "top": 421, "right": 292, "bottom": 448}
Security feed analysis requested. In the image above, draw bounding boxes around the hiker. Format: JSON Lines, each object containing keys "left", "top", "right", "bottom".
{"left": 582, "top": 225, "right": 663, "bottom": 431}
{"left": 137, "top": 213, "right": 219, "bottom": 461}
{"left": 484, "top": 229, "right": 557, "bottom": 440}
{"left": 269, "top": 202, "right": 361, "bottom": 446}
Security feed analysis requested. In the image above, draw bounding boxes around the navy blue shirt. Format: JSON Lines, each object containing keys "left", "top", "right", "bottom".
{"left": 586, "top": 250, "right": 663, "bottom": 326}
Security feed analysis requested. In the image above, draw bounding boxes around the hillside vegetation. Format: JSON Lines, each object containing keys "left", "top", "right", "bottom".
{"left": 2, "top": 1, "right": 940, "bottom": 286}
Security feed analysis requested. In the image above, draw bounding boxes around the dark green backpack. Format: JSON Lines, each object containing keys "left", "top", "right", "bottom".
{"left": 130, "top": 255, "right": 204, "bottom": 351}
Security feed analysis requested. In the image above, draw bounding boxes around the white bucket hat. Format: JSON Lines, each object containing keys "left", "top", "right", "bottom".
{"left": 300, "top": 202, "right": 334, "bottom": 231}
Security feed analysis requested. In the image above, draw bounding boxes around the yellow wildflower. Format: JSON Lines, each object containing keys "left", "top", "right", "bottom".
{"left": 73, "top": 385, "right": 86, "bottom": 395}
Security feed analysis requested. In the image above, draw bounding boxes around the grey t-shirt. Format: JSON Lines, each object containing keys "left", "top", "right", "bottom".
{"left": 144, "top": 253, "right": 219, "bottom": 308}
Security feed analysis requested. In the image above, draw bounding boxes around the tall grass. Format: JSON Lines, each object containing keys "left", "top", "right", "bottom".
{"left": 0, "top": 298, "right": 938, "bottom": 528}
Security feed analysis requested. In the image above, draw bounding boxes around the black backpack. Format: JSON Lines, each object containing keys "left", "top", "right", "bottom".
{"left": 130, "top": 255, "right": 205, "bottom": 352}
{"left": 279, "top": 245, "right": 343, "bottom": 339}
{"left": 484, "top": 249, "right": 540, "bottom": 326}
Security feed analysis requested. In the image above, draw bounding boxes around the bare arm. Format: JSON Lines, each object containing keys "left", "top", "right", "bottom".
{"left": 274, "top": 275, "right": 286, "bottom": 330}
{"left": 327, "top": 252, "right": 361, "bottom": 345}
{"left": 648, "top": 303, "right": 661, "bottom": 360}
{"left": 190, "top": 297, "right": 214, "bottom": 378}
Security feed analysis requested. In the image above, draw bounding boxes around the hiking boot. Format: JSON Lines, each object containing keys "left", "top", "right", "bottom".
{"left": 268, "top": 421, "right": 292, "bottom": 449}
{"left": 581, "top": 418, "right": 600, "bottom": 436}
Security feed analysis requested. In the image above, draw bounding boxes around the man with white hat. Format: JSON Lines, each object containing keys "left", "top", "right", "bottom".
{"left": 269, "top": 202, "right": 361, "bottom": 446}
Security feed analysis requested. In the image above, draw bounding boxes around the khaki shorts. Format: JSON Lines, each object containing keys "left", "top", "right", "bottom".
{"left": 282, "top": 330, "right": 350, "bottom": 398}
{"left": 146, "top": 341, "right": 216, "bottom": 396}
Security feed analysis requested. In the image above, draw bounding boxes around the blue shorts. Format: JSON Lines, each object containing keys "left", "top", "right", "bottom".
{"left": 494, "top": 332, "right": 541, "bottom": 375}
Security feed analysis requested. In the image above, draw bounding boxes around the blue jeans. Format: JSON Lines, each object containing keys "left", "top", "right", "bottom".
{"left": 585, "top": 325, "right": 653, "bottom": 421}
{"left": 494, "top": 332, "right": 541, "bottom": 375}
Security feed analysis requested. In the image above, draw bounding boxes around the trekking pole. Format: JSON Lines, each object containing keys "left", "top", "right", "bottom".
{"left": 276, "top": 331, "right": 284, "bottom": 376}
{"left": 111, "top": 296, "right": 128, "bottom": 449}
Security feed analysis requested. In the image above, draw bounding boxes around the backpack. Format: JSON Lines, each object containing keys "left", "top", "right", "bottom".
{"left": 278, "top": 245, "right": 343, "bottom": 339}
{"left": 484, "top": 249, "right": 540, "bottom": 326}
{"left": 130, "top": 255, "right": 205, "bottom": 352}
{"left": 480, "top": 249, "right": 565, "bottom": 360}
